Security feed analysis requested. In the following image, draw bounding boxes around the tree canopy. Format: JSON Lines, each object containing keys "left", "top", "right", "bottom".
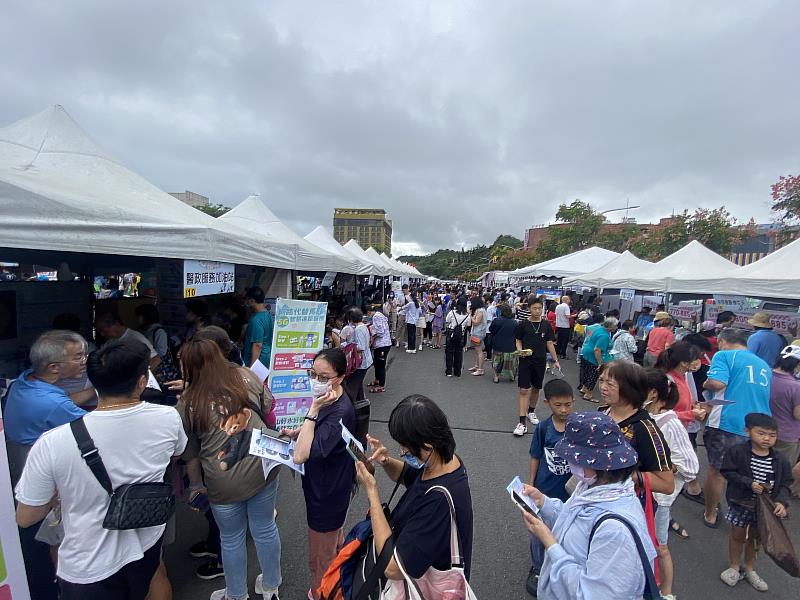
{"left": 196, "top": 203, "right": 231, "bottom": 218}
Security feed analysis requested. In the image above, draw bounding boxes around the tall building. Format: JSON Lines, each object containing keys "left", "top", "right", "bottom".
{"left": 169, "top": 190, "right": 209, "bottom": 208}
{"left": 333, "top": 208, "right": 393, "bottom": 255}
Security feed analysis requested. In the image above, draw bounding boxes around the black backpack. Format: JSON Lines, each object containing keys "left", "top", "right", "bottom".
{"left": 446, "top": 312, "right": 468, "bottom": 347}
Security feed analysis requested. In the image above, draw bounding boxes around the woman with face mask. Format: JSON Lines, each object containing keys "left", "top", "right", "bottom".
{"left": 354, "top": 395, "right": 475, "bottom": 584}
{"left": 520, "top": 412, "right": 658, "bottom": 600}
{"left": 280, "top": 348, "right": 356, "bottom": 600}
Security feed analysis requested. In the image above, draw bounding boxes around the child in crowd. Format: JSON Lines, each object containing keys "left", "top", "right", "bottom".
{"left": 645, "top": 369, "right": 699, "bottom": 600}
{"left": 526, "top": 379, "right": 575, "bottom": 596}
{"left": 719, "top": 413, "right": 793, "bottom": 592}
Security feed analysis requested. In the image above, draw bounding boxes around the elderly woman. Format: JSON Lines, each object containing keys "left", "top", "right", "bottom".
{"left": 579, "top": 316, "right": 617, "bottom": 402}
{"left": 521, "top": 412, "right": 658, "bottom": 600}
{"left": 488, "top": 303, "right": 518, "bottom": 383}
{"left": 355, "top": 395, "right": 474, "bottom": 583}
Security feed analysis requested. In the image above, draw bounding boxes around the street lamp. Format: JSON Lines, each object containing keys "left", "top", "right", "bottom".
{"left": 601, "top": 201, "right": 640, "bottom": 221}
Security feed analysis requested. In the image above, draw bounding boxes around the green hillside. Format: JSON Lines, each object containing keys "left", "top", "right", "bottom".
{"left": 398, "top": 235, "right": 526, "bottom": 280}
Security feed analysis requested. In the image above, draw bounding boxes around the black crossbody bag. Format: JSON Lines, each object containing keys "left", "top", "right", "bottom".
{"left": 70, "top": 417, "right": 175, "bottom": 530}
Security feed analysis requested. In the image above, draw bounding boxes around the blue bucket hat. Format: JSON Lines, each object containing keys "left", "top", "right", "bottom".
{"left": 553, "top": 412, "right": 638, "bottom": 470}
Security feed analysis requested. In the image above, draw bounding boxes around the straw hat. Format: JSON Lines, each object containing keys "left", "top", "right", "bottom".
{"left": 653, "top": 311, "right": 670, "bottom": 322}
{"left": 747, "top": 312, "right": 772, "bottom": 329}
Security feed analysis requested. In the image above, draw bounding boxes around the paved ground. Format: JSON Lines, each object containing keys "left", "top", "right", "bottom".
{"left": 168, "top": 345, "right": 798, "bottom": 599}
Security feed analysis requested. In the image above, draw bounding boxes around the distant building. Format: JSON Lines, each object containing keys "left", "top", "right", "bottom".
{"left": 333, "top": 208, "right": 393, "bottom": 254}
{"left": 729, "top": 223, "right": 800, "bottom": 265}
{"left": 523, "top": 217, "right": 678, "bottom": 250}
{"left": 169, "top": 190, "right": 209, "bottom": 208}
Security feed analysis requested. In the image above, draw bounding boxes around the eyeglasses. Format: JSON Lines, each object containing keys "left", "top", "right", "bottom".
{"left": 57, "top": 352, "right": 87, "bottom": 364}
{"left": 307, "top": 369, "right": 335, "bottom": 383}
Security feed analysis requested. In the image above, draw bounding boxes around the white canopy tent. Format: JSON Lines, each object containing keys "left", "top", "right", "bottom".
{"left": 367, "top": 249, "right": 404, "bottom": 277}
{"left": 600, "top": 241, "right": 742, "bottom": 293}
{"left": 562, "top": 251, "right": 654, "bottom": 289}
{"left": 343, "top": 240, "right": 389, "bottom": 276}
{"left": 0, "top": 106, "right": 296, "bottom": 269}
{"left": 381, "top": 253, "right": 415, "bottom": 278}
{"left": 219, "top": 195, "right": 359, "bottom": 273}
{"left": 511, "top": 247, "right": 620, "bottom": 279}
{"left": 734, "top": 237, "right": 800, "bottom": 299}
{"left": 304, "top": 226, "right": 374, "bottom": 275}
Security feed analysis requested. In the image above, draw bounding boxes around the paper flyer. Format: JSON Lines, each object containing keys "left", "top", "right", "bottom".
{"left": 506, "top": 476, "right": 539, "bottom": 515}
{"left": 249, "top": 429, "right": 304, "bottom": 476}
{"left": 268, "top": 299, "right": 327, "bottom": 430}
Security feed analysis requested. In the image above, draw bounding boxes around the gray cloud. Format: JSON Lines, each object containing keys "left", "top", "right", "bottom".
{"left": 2, "top": 0, "right": 798, "bottom": 255}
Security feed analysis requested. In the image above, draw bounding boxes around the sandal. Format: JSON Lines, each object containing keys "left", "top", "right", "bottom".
{"left": 583, "top": 395, "right": 599, "bottom": 403}
{"left": 703, "top": 510, "right": 720, "bottom": 529}
{"left": 680, "top": 488, "right": 705, "bottom": 505}
{"left": 493, "top": 376, "right": 499, "bottom": 384}
{"left": 468, "top": 366, "right": 478, "bottom": 372}
{"left": 670, "top": 519, "right": 690, "bottom": 539}
{"left": 471, "top": 370, "right": 484, "bottom": 376}
{"left": 368, "top": 386, "right": 385, "bottom": 393}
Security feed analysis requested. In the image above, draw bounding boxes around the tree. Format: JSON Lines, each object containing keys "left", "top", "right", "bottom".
{"left": 535, "top": 200, "right": 610, "bottom": 260}
{"left": 771, "top": 174, "right": 800, "bottom": 223}
{"left": 197, "top": 203, "right": 231, "bottom": 218}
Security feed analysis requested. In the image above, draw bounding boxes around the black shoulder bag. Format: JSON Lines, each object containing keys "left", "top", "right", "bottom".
{"left": 70, "top": 417, "right": 175, "bottom": 530}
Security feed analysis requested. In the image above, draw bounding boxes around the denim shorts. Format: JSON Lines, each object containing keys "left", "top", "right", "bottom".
{"left": 654, "top": 503, "right": 670, "bottom": 546}
{"left": 704, "top": 427, "right": 747, "bottom": 469}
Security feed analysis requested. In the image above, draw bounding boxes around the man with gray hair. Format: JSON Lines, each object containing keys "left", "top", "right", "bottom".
{"left": 700, "top": 327, "right": 772, "bottom": 529}
{"left": 4, "top": 329, "right": 88, "bottom": 600}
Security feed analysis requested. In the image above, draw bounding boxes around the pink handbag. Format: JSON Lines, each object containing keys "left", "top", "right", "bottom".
{"left": 382, "top": 485, "right": 478, "bottom": 600}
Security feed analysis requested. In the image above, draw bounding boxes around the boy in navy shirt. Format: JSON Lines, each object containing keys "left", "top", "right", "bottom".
{"left": 525, "top": 379, "right": 575, "bottom": 596}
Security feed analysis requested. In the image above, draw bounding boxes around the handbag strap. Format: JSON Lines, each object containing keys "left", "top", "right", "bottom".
{"left": 70, "top": 417, "right": 114, "bottom": 496}
{"left": 589, "top": 513, "right": 659, "bottom": 600}
{"left": 425, "top": 485, "right": 464, "bottom": 568}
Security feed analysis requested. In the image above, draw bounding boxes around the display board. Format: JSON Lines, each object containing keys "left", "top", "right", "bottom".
{"left": 183, "top": 260, "right": 235, "bottom": 299}
{"left": 267, "top": 299, "right": 327, "bottom": 430}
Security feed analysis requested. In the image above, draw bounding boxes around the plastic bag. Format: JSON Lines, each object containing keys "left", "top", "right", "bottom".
{"left": 756, "top": 494, "right": 800, "bottom": 577}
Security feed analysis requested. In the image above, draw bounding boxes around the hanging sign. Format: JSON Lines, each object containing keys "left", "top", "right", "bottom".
{"left": 321, "top": 271, "right": 337, "bottom": 287}
{"left": 183, "top": 260, "right": 235, "bottom": 298}
{"left": 619, "top": 288, "right": 635, "bottom": 302}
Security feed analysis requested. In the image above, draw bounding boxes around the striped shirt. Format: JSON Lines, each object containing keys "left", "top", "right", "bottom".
{"left": 516, "top": 306, "right": 531, "bottom": 322}
{"left": 750, "top": 453, "right": 774, "bottom": 494}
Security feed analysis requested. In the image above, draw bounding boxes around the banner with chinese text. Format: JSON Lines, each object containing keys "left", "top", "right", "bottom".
{"left": 183, "top": 260, "right": 235, "bottom": 298}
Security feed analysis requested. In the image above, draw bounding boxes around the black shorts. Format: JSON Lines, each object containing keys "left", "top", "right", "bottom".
{"left": 518, "top": 359, "right": 546, "bottom": 390}
{"left": 704, "top": 427, "right": 747, "bottom": 470}
{"left": 59, "top": 537, "right": 162, "bottom": 600}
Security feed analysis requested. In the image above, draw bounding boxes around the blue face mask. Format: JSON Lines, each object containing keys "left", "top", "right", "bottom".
{"left": 401, "top": 451, "right": 429, "bottom": 470}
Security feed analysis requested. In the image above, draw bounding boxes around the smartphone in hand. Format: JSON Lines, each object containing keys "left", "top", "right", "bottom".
{"left": 189, "top": 492, "right": 210, "bottom": 513}
{"left": 507, "top": 476, "right": 540, "bottom": 518}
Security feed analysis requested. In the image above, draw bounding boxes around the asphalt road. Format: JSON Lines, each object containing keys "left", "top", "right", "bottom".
{"left": 168, "top": 345, "right": 798, "bottom": 600}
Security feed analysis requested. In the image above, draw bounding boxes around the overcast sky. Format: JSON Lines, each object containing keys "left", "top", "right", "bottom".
{"left": 2, "top": 1, "right": 798, "bottom": 256}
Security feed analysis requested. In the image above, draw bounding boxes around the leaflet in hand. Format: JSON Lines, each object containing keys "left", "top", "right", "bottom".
{"left": 249, "top": 429, "right": 304, "bottom": 475}
{"left": 701, "top": 390, "right": 734, "bottom": 406}
{"left": 506, "top": 476, "right": 539, "bottom": 516}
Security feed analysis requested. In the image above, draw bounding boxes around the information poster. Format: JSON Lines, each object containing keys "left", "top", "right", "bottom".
{"left": 183, "top": 260, "right": 235, "bottom": 298}
{"left": 619, "top": 288, "right": 635, "bottom": 302}
{"left": 0, "top": 418, "right": 31, "bottom": 599}
{"left": 321, "top": 271, "right": 337, "bottom": 287}
{"left": 268, "top": 299, "right": 327, "bottom": 430}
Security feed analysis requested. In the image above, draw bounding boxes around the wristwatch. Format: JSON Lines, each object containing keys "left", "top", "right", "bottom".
{"left": 305, "top": 414, "right": 318, "bottom": 423}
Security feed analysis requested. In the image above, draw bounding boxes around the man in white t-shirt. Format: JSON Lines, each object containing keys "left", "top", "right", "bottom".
{"left": 15, "top": 338, "right": 186, "bottom": 600}
{"left": 554, "top": 296, "right": 573, "bottom": 359}
{"left": 95, "top": 312, "right": 161, "bottom": 369}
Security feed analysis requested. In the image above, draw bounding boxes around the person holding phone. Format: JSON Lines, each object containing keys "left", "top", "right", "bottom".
{"left": 519, "top": 412, "right": 657, "bottom": 599}
{"left": 354, "top": 395, "right": 474, "bottom": 582}
{"left": 280, "top": 348, "right": 356, "bottom": 600}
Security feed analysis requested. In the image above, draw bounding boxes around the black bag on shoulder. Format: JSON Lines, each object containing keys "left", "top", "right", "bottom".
{"left": 70, "top": 417, "right": 174, "bottom": 530}
{"left": 446, "top": 312, "right": 467, "bottom": 347}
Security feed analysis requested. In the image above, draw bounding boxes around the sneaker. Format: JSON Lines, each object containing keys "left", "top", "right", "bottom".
{"left": 720, "top": 567, "right": 742, "bottom": 587}
{"left": 513, "top": 423, "right": 527, "bottom": 436}
{"left": 190, "top": 540, "right": 217, "bottom": 559}
{"left": 447, "top": 374, "right": 453, "bottom": 377}
{"left": 661, "top": 595, "right": 676, "bottom": 600}
{"left": 525, "top": 566, "right": 539, "bottom": 597}
{"left": 255, "top": 574, "right": 280, "bottom": 599}
{"left": 528, "top": 411, "right": 539, "bottom": 426}
{"left": 210, "top": 590, "right": 248, "bottom": 600}
{"left": 196, "top": 559, "right": 224, "bottom": 580}
{"left": 743, "top": 570, "right": 768, "bottom": 592}
{"left": 410, "top": 349, "right": 417, "bottom": 354}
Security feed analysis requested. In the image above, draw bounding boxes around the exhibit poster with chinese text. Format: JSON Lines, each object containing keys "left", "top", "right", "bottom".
{"left": 268, "top": 299, "right": 327, "bottom": 430}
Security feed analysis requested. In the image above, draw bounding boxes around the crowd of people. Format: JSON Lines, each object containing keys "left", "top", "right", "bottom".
{"left": 4, "top": 280, "right": 800, "bottom": 599}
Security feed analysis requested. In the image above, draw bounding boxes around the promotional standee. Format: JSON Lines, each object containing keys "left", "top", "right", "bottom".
{"left": 268, "top": 299, "right": 328, "bottom": 430}
{"left": 0, "top": 418, "right": 31, "bottom": 599}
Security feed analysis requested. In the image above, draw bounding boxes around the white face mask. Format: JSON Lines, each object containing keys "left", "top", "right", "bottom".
{"left": 310, "top": 378, "right": 332, "bottom": 398}
{"left": 569, "top": 463, "right": 597, "bottom": 485}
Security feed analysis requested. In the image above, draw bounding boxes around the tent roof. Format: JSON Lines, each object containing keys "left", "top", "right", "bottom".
{"left": 717, "top": 237, "right": 800, "bottom": 299}
{"left": 562, "top": 250, "right": 654, "bottom": 288}
{"left": 0, "top": 105, "right": 295, "bottom": 269}
{"left": 219, "top": 195, "right": 359, "bottom": 273}
{"left": 380, "top": 253, "right": 414, "bottom": 276}
{"left": 304, "top": 226, "right": 374, "bottom": 275}
{"left": 343, "top": 240, "right": 388, "bottom": 276}
{"left": 599, "top": 240, "right": 741, "bottom": 293}
{"left": 367, "top": 249, "right": 404, "bottom": 276}
{"left": 512, "top": 247, "right": 620, "bottom": 279}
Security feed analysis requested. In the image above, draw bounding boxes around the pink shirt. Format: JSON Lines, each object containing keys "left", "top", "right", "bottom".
{"left": 646, "top": 327, "right": 674, "bottom": 357}
{"left": 668, "top": 370, "right": 694, "bottom": 428}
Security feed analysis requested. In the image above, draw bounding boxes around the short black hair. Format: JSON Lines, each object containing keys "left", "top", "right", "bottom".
{"left": 87, "top": 339, "right": 149, "bottom": 397}
{"left": 527, "top": 296, "right": 543, "bottom": 307}
{"left": 245, "top": 287, "right": 265, "bottom": 304}
{"left": 717, "top": 310, "right": 735, "bottom": 324}
{"left": 544, "top": 379, "right": 573, "bottom": 400}
{"left": 594, "top": 466, "right": 635, "bottom": 485}
{"left": 388, "top": 395, "right": 456, "bottom": 462}
{"left": 776, "top": 355, "right": 800, "bottom": 372}
{"left": 606, "top": 309, "right": 620, "bottom": 318}
{"left": 745, "top": 412, "right": 777, "bottom": 431}
{"left": 621, "top": 319, "right": 634, "bottom": 331}
{"left": 593, "top": 313, "right": 605, "bottom": 324}
{"left": 641, "top": 306, "right": 652, "bottom": 313}
{"left": 315, "top": 347, "right": 347, "bottom": 377}
{"left": 601, "top": 361, "right": 649, "bottom": 409}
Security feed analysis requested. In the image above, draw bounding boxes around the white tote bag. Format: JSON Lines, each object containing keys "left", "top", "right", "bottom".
{"left": 381, "top": 486, "right": 478, "bottom": 600}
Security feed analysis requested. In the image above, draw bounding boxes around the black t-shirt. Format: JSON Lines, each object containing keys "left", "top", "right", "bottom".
{"left": 391, "top": 459, "right": 474, "bottom": 580}
{"left": 613, "top": 409, "right": 672, "bottom": 474}
{"left": 514, "top": 319, "right": 555, "bottom": 363}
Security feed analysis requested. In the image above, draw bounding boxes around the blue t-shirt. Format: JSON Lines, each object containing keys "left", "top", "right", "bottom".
{"left": 706, "top": 349, "right": 772, "bottom": 436}
{"left": 243, "top": 310, "right": 274, "bottom": 366}
{"left": 747, "top": 329, "right": 785, "bottom": 369}
{"left": 581, "top": 325, "right": 612, "bottom": 365}
{"left": 529, "top": 416, "right": 571, "bottom": 501}
{"left": 4, "top": 370, "right": 86, "bottom": 445}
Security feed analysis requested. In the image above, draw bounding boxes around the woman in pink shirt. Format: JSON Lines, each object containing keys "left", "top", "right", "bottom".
{"left": 655, "top": 342, "right": 707, "bottom": 428}
{"left": 644, "top": 314, "right": 674, "bottom": 366}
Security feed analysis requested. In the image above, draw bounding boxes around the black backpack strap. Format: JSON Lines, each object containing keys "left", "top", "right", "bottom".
{"left": 588, "top": 513, "right": 659, "bottom": 600}
{"left": 354, "top": 537, "right": 396, "bottom": 600}
{"left": 70, "top": 418, "right": 114, "bottom": 496}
